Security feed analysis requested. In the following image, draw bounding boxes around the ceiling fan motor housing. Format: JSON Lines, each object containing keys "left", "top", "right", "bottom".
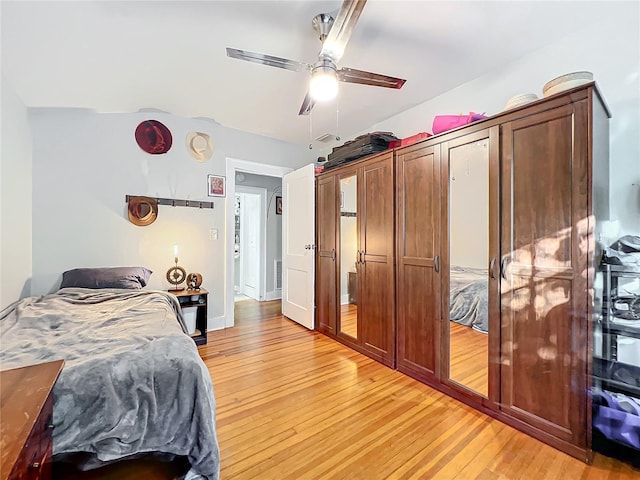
{"left": 313, "top": 57, "right": 337, "bottom": 77}
{"left": 312, "top": 13, "right": 334, "bottom": 42}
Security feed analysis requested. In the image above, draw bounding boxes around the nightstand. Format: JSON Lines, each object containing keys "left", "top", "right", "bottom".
{"left": 167, "top": 288, "right": 208, "bottom": 345}
{"left": 0, "top": 359, "right": 64, "bottom": 480}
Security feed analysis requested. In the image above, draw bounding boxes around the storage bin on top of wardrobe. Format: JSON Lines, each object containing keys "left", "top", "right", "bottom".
{"left": 315, "top": 82, "right": 611, "bottom": 461}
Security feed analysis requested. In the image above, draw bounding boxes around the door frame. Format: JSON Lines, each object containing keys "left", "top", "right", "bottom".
{"left": 236, "top": 186, "right": 268, "bottom": 301}
{"left": 224, "top": 157, "right": 293, "bottom": 328}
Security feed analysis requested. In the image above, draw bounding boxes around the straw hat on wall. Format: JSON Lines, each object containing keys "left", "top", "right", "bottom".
{"left": 186, "top": 132, "right": 214, "bottom": 162}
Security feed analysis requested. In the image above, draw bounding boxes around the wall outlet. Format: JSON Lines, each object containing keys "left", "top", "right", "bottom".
{"left": 210, "top": 228, "right": 218, "bottom": 240}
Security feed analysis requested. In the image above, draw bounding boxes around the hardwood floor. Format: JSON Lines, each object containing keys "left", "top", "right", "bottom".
{"left": 339, "top": 302, "right": 358, "bottom": 338}
{"left": 54, "top": 299, "right": 639, "bottom": 479}
{"left": 449, "top": 322, "right": 488, "bottom": 397}
{"left": 208, "top": 300, "right": 638, "bottom": 479}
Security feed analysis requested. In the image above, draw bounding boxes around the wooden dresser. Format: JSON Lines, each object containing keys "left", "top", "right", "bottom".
{"left": 1, "top": 360, "right": 64, "bottom": 480}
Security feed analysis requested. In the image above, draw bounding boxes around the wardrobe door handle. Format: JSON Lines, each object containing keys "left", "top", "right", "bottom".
{"left": 501, "top": 256, "right": 509, "bottom": 280}
{"left": 434, "top": 255, "right": 440, "bottom": 273}
{"left": 360, "top": 250, "right": 365, "bottom": 264}
{"left": 356, "top": 250, "right": 361, "bottom": 265}
{"left": 489, "top": 257, "right": 497, "bottom": 279}
{"left": 331, "top": 248, "right": 335, "bottom": 261}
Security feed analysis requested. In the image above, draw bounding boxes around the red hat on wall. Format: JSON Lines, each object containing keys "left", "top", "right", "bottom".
{"left": 135, "top": 120, "right": 173, "bottom": 154}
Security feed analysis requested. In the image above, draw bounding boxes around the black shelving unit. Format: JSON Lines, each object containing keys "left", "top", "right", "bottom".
{"left": 168, "top": 288, "right": 208, "bottom": 345}
{"left": 597, "top": 263, "right": 640, "bottom": 379}
{"left": 592, "top": 262, "right": 640, "bottom": 456}
{"left": 594, "top": 263, "right": 640, "bottom": 395}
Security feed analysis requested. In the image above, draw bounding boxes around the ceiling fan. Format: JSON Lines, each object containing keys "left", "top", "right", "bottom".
{"left": 226, "top": 0, "right": 406, "bottom": 116}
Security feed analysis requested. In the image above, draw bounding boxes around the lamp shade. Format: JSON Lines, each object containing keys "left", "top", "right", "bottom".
{"left": 310, "top": 64, "right": 338, "bottom": 102}
{"left": 310, "top": 72, "right": 338, "bottom": 101}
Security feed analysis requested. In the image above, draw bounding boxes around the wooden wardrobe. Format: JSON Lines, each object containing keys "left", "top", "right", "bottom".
{"left": 315, "top": 151, "right": 395, "bottom": 367}
{"left": 315, "top": 83, "right": 610, "bottom": 461}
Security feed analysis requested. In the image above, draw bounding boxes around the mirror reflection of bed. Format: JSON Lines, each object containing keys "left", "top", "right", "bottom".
{"left": 448, "top": 139, "right": 489, "bottom": 397}
{"left": 449, "top": 266, "right": 489, "bottom": 396}
{"left": 339, "top": 174, "right": 358, "bottom": 339}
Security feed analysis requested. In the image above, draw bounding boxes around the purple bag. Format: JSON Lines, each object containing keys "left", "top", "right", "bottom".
{"left": 432, "top": 112, "right": 487, "bottom": 135}
{"left": 592, "top": 388, "right": 640, "bottom": 450}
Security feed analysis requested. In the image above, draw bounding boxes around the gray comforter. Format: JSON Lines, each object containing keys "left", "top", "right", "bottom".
{"left": 449, "top": 266, "right": 488, "bottom": 333}
{"left": 0, "top": 288, "right": 219, "bottom": 480}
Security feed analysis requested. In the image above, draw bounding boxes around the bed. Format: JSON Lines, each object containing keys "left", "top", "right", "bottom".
{"left": 0, "top": 282, "right": 219, "bottom": 480}
{"left": 449, "top": 265, "right": 488, "bottom": 333}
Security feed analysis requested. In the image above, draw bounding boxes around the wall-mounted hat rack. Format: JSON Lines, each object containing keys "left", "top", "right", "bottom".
{"left": 125, "top": 195, "right": 214, "bottom": 209}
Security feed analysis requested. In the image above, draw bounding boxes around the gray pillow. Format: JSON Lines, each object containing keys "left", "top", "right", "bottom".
{"left": 60, "top": 267, "right": 152, "bottom": 290}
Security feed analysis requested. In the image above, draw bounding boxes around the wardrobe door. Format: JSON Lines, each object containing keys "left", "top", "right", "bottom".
{"left": 396, "top": 144, "right": 441, "bottom": 382}
{"left": 338, "top": 169, "right": 360, "bottom": 343}
{"left": 359, "top": 152, "right": 395, "bottom": 367}
{"left": 441, "top": 128, "right": 499, "bottom": 405}
{"left": 500, "top": 101, "right": 590, "bottom": 454}
{"left": 315, "top": 174, "right": 338, "bottom": 335}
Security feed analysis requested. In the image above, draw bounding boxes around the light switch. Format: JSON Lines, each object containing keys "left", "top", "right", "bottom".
{"left": 210, "top": 228, "right": 218, "bottom": 240}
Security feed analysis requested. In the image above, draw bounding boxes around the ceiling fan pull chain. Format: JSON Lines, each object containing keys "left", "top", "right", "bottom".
{"left": 309, "top": 110, "right": 313, "bottom": 149}
{"left": 335, "top": 93, "right": 341, "bottom": 141}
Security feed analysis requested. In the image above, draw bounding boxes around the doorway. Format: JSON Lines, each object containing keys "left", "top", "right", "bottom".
{"left": 225, "top": 158, "right": 293, "bottom": 328}
{"left": 234, "top": 186, "right": 267, "bottom": 302}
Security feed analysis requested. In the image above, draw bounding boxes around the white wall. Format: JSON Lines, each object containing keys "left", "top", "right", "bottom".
{"left": 28, "top": 107, "right": 313, "bottom": 328}
{"left": 449, "top": 140, "right": 489, "bottom": 269}
{"left": 357, "top": 3, "right": 640, "bottom": 236}
{"left": 1, "top": 76, "right": 32, "bottom": 308}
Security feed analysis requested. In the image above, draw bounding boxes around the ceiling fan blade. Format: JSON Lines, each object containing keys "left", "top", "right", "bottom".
{"left": 226, "top": 48, "right": 311, "bottom": 73}
{"left": 337, "top": 67, "right": 406, "bottom": 89}
{"left": 298, "top": 91, "right": 316, "bottom": 116}
{"left": 320, "top": 0, "right": 367, "bottom": 63}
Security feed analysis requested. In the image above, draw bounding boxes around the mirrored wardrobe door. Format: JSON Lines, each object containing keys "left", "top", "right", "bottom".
{"left": 446, "top": 136, "right": 491, "bottom": 398}
{"left": 339, "top": 173, "right": 359, "bottom": 340}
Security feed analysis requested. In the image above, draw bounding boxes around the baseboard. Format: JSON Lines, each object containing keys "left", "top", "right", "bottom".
{"left": 208, "top": 315, "right": 226, "bottom": 331}
{"left": 265, "top": 290, "right": 282, "bottom": 301}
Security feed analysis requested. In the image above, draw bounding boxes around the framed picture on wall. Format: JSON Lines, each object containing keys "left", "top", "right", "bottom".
{"left": 276, "top": 196, "right": 283, "bottom": 215}
{"left": 207, "top": 175, "right": 225, "bottom": 197}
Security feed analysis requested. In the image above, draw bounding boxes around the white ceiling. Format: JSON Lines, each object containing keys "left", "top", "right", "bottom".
{"left": 2, "top": 1, "right": 605, "bottom": 145}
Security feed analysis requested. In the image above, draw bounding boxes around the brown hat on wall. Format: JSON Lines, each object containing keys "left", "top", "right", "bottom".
{"left": 135, "top": 120, "right": 173, "bottom": 154}
{"left": 128, "top": 196, "right": 158, "bottom": 226}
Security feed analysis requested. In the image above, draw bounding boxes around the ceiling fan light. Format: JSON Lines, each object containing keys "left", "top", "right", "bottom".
{"left": 310, "top": 72, "right": 338, "bottom": 102}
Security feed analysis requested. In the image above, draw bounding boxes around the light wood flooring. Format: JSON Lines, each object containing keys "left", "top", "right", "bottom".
{"left": 209, "top": 300, "right": 638, "bottom": 479}
{"left": 55, "top": 299, "right": 639, "bottom": 479}
{"left": 339, "top": 302, "right": 358, "bottom": 338}
{"left": 449, "top": 322, "right": 489, "bottom": 397}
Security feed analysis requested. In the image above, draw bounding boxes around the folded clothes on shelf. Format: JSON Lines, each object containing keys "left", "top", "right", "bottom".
{"left": 610, "top": 316, "right": 640, "bottom": 327}
{"left": 602, "top": 235, "right": 640, "bottom": 268}
{"left": 611, "top": 295, "right": 640, "bottom": 321}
